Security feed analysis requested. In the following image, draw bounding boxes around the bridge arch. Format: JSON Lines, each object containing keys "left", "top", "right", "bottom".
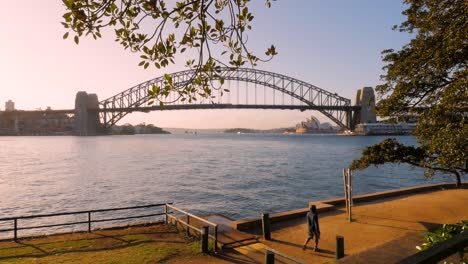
{"left": 99, "top": 67, "right": 354, "bottom": 130}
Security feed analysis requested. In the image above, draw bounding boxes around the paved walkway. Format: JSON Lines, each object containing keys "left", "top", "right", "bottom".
{"left": 222, "top": 188, "right": 468, "bottom": 263}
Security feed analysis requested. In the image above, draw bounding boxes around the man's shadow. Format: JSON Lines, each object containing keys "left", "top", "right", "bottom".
{"left": 272, "top": 238, "right": 335, "bottom": 258}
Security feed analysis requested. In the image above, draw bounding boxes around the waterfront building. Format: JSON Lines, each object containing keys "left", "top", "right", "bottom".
{"left": 354, "top": 122, "right": 416, "bottom": 135}
{"left": 0, "top": 109, "right": 74, "bottom": 136}
{"left": 5, "top": 100, "right": 15, "bottom": 111}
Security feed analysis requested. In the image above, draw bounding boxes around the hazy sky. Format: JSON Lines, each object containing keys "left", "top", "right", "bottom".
{"left": 0, "top": 1, "right": 410, "bottom": 129}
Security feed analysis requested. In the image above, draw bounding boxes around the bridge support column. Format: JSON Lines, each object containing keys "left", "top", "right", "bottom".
{"left": 346, "top": 110, "right": 354, "bottom": 131}
{"left": 74, "top": 91, "right": 100, "bottom": 136}
{"left": 354, "top": 87, "right": 376, "bottom": 125}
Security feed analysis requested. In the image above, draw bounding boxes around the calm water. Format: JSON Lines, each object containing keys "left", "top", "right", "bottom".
{"left": 0, "top": 134, "right": 458, "bottom": 236}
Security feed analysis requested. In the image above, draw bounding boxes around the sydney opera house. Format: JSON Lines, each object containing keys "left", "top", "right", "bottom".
{"left": 295, "top": 116, "right": 337, "bottom": 134}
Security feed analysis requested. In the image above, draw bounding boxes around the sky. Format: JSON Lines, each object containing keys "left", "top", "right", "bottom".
{"left": 0, "top": 1, "right": 411, "bottom": 129}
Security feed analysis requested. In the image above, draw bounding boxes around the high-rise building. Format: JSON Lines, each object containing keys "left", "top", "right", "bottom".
{"left": 5, "top": 100, "right": 15, "bottom": 111}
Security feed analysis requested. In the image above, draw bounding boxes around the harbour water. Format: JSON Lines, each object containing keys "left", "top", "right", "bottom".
{"left": 0, "top": 134, "right": 457, "bottom": 236}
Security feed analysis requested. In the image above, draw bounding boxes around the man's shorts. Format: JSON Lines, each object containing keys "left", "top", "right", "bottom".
{"left": 308, "top": 231, "right": 318, "bottom": 239}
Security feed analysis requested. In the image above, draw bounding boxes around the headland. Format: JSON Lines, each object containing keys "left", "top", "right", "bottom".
{"left": 1, "top": 183, "right": 466, "bottom": 263}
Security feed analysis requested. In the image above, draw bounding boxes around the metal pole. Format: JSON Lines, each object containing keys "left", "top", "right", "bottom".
{"left": 88, "top": 212, "right": 91, "bottom": 232}
{"left": 348, "top": 169, "right": 353, "bottom": 222}
{"left": 201, "top": 226, "right": 209, "bottom": 253}
{"left": 165, "top": 204, "right": 169, "bottom": 224}
{"left": 336, "top": 235, "right": 345, "bottom": 259}
{"left": 265, "top": 250, "right": 275, "bottom": 264}
{"left": 186, "top": 215, "right": 190, "bottom": 236}
{"left": 343, "top": 169, "right": 349, "bottom": 216}
{"left": 14, "top": 218, "right": 17, "bottom": 241}
{"left": 262, "top": 213, "right": 271, "bottom": 241}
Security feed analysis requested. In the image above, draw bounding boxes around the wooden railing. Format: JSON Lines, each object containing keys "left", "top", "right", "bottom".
{"left": 165, "top": 204, "right": 218, "bottom": 252}
{"left": 0, "top": 203, "right": 220, "bottom": 254}
{"left": 0, "top": 203, "right": 169, "bottom": 241}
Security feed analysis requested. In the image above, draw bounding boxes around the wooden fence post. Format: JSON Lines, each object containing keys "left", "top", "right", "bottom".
{"left": 336, "top": 235, "right": 345, "bottom": 259}
{"left": 343, "top": 169, "right": 349, "bottom": 216}
{"left": 201, "top": 226, "right": 209, "bottom": 253}
{"left": 165, "top": 204, "right": 169, "bottom": 224}
{"left": 343, "top": 168, "right": 353, "bottom": 222}
{"left": 348, "top": 169, "right": 353, "bottom": 222}
{"left": 88, "top": 212, "right": 92, "bottom": 232}
{"left": 214, "top": 225, "right": 218, "bottom": 252}
{"left": 262, "top": 213, "right": 271, "bottom": 241}
{"left": 13, "top": 219, "right": 17, "bottom": 241}
{"left": 265, "top": 250, "right": 275, "bottom": 264}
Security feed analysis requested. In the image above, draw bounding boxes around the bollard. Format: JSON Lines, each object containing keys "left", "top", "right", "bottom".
{"left": 262, "top": 213, "right": 271, "bottom": 240}
{"left": 336, "top": 235, "right": 345, "bottom": 259}
{"left": 265, "top": 250, "right": 275, "bottom": 264}
{"left": 201, "top": 226, "right": 209, "bottom": 253}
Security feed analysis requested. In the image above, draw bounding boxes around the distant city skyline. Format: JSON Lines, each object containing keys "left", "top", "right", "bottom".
{"left": 0, "top": 1, "right": 410, "bottom": 129}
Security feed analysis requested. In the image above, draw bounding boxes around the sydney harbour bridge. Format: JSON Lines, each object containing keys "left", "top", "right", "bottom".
{"left": 6, "top": 67, "right": 376, "bottom": 136}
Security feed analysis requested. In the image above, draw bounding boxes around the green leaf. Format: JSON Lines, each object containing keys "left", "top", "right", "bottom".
{"left": 63, "top": 32, "right": 69, "bottom": 39}
{"left": 63, "top": 0, "right": 74, "bottom": 8}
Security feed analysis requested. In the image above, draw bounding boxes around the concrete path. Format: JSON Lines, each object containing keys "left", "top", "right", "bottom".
{"left": 220, "top": 188, "right": 468, "bottom": 263}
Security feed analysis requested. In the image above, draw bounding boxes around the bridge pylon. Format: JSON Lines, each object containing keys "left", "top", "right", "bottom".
{"left": 351, "top": 86, "right": 376, "bottom": 130}
{"left": 74, "top": 91, "right": 101, "bottom": 136}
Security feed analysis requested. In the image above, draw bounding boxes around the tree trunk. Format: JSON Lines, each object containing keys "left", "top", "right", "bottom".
{"left": 454, "top": 171, "right": 461, "bottom": 188}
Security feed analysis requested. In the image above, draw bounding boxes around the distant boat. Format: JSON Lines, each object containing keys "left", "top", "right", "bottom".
{"left": 337, "top": 130, "right": 356, "bottom": 136}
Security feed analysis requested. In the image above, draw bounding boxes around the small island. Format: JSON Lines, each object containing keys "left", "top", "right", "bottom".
{"left": 111, "top": 123, "right": 170, "bottom": 135}
{"left": 224, "top": 127, "right": 295, "bottom": 134}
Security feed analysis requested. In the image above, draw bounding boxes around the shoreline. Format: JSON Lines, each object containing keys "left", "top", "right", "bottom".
{"left": 1, "top": 182, "right": 465, "bottom": 242}
{"left": 1, "top": 183, "right": 467, "bottom": 263}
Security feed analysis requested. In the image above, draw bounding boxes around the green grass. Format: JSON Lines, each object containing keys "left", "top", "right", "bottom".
{"left": 0, "top": 245, "right": 42, "bottom": 258}
{"left": 1, "top": 243, "right": 187, "bottom": 264}
{"left": 0, "top": 224, "right": 218, "bottom": 264}
{"left": 120, "top": 234, "right": 153, "bottom": 243}
{"left": 0, "top": 234, "right": 208, "bottom": 263}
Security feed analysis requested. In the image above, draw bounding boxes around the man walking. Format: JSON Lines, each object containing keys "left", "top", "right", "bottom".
{"left": 303, "top": 204, "right": 320, "bottom": 251}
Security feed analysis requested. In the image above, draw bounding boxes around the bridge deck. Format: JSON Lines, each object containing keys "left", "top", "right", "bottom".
{"left": 95, "top": 104, "right": 360, "bottom": 112}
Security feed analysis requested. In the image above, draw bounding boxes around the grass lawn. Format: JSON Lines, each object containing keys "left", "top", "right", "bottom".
{"left": 0, "top": 223, "right": 224, "bottom": 264}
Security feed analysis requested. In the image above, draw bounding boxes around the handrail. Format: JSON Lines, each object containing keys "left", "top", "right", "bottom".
{"left": 165, "top": 204, "right": 218, "bottom": 252}
{"left": 0, "top": 203, "right": 169, "bottom": 221}
{"left": 167, "top": 214, "right": 200, "bottom": 232}
{"left": 0, "top": 203, "right": 171, "bottom": 241}
{"left": 165, "top": 204, "right": 217, "bottom": 227}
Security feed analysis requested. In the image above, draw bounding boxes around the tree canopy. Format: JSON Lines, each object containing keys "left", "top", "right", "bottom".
{"left": 61, "top": 0, "right": 277, "bottom": 105}
{"left": 351, "top": 0, "right": 467, "bottom": 186}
